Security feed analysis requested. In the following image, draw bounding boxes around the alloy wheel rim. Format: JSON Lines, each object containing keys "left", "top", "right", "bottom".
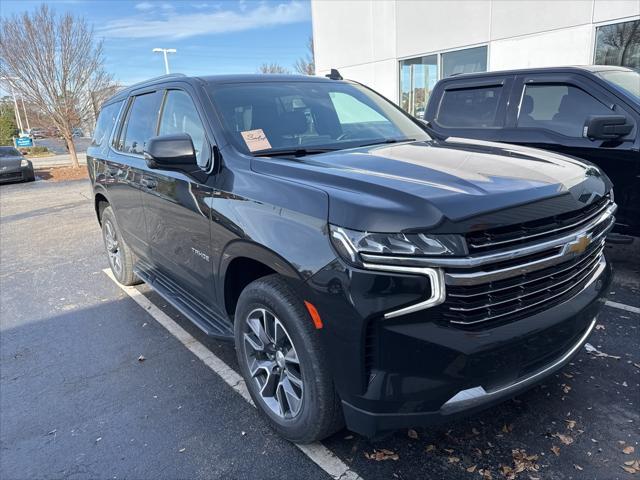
{"left": 104, "top": 220, "right": 123, "bottom": 276}
{"left": 243, "top": 308, "right": 304, "bottom": 419}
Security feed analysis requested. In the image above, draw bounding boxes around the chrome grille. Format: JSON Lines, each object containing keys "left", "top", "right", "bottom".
{"left": 466, "top": 194, "right": 611, "bottom": 253}
{"left": 444, "top": 240, "right": 605, "bottom": 325}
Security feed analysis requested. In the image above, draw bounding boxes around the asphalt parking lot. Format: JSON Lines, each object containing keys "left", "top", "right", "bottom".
{"left": 1, "top": 179, "right": 638, "bottom": 480}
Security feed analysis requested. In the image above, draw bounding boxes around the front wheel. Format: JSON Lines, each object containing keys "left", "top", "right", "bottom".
{"left": 234, "top": 275, "right": 343, "bottom": 443}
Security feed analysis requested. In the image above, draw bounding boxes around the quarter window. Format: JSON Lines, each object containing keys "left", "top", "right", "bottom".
{"left": 517, "top": 84, "right": 612, "bottom": 137}
{"left": 436, "top": 85, "right": 503, "bottom": 128}
{"left": 159, "top": 90, "right": 209, "bottom": 168}
{"left": 92, "top": 101, "right": 122, "bottom": 148}
{"left": 120, "top": 91, "right": 163, "bottom": 155}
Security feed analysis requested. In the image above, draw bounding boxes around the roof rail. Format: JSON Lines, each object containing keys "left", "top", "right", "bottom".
{"left": 127, "top": 73, "right": 186, "bottom": 89}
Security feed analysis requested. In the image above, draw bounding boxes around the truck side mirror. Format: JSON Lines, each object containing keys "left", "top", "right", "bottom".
{"left": 144, "top": 133, "right": 198, "bottom": 172}
{"left": 584, "top": 115, "right": 633, "bottom": 140}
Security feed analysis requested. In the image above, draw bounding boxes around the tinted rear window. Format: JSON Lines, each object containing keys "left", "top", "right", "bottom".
{"left": 436, "top": 85, "right": 503, "bottom": 128}
{"left": 92, "top": 101, "right": 123, "bottom": 148}
{"left": 119, "top": 92, "right": 163, "bottom": 155}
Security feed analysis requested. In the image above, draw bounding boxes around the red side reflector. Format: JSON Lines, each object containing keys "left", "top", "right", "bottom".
{"left": 304, "top": 301, "right": 323, "bottom": 329}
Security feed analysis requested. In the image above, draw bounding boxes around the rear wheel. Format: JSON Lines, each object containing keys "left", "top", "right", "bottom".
{"left": 234, "top": 274, "right": 343, "bottom": 443}
{"left": 101, "top": 205, "right": 140, "bottom": 286}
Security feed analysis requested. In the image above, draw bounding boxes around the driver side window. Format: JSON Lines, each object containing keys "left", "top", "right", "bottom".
{"left": 159, "top": 90, "right": 210, "bottom": 168}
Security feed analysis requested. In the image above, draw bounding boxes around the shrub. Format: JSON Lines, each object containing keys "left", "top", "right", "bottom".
{"left": 0, "top": 116, "right": 18, "bottom": 146}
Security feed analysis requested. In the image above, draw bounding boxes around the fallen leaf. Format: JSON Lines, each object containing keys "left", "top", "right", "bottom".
{"left": 444, "top": 448, "right": 454, "bottom": 454}
{"left": 553, "top": 432, "right": 574, "bottom": 445}
{"left": 623, "top": 446, "right": 635, "bottom": 455}
{"left": 595, "top": 324, "right": 605, "bottom": 330}
{"left": 551, "top": 445, "right": 560, "bottom": 456}
{"left": 622, "top": 465, "right": 637, "bottom": 474}
{"left": 407, "top": 429, "right": 418, "bottom": 440}
{"left": 574, "top": 464, "right": 583, "bottom": 471}
{"left": 584, "top": 343, "right": 621, "bottom": 359}
{"left": 564, "top": 419, "right": 576, "bottom": 430}
{"left": 425, "top": 444, "right": 435, "bottom": 452}
{"left": 466, "top": 465, "right": 477, "bottom": 473}
{"left": 365, "top": 449, "right": 399, "bottom": 461}
{"left": 179, "top": 447, "right": 185, "bottom": 453}
{"left": 478, "top": 468, "right": 493, "bottom": 479}
{"left": 472, "top": 427, "right": 480, "bottom": 435}
{"left": 138, "top": 355, "right": 146, "bottom": 362}
{"left": 502, "top": 423, "right": 513, "bottom": 433}
{"left": 448, "top": 456, "right": 460, "bottom": 463}
{"left": 563, "top": 372, "right": 574, "bottom": 378}
{"left": 562, "top": 384, "right": 572, "bottom": 394}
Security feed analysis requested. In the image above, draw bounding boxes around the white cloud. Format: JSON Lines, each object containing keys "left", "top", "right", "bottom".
{"left": 101, "top": 1, "right": 309, "bottom": 39}
{"left": 134, "top": 2, "right": 154, "bottom": 11}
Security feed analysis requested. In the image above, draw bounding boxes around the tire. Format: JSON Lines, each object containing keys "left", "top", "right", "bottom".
{"left": 101, "top": 205, "right": 141, "bottom": 286}
{"left": 234, "top": 274, "right": 344, "bottom": 443}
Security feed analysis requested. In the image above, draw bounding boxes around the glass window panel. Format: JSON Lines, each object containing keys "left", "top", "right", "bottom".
{"left": 517, "top": 84, "right": 612, "bottom": 137}
{"left": 436, "top": 85, "right": 503, "bottom": 128}
{"left": 441, "top": 46, "right": 487, "bottom": 78}
{"left": 159, "top": 90, "right": 209, "bottom": 168}
{"left": 121, "top": 92, "right": 163, "bottom": 155}
{"left": 595, "top": 20, "right": 640, "bottom": 70}
{"left": 92, "top": 101, "right": 122, "bottom": 148}
{"left": 399, "top": 55, "right": 437, "bottom": 117}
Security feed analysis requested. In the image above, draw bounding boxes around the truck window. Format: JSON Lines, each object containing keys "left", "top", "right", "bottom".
{"left": 158, "top": 90, "right": 209, "bottom": 168}
{"left": 517, "top": 84, "right": 612, "bottom": 137}
{"left": 92, "top": 101, "right": 123, "bottom": 149}
{"left": 436, "top": 85, "right": 502, "bottom": 128}
{"left": 119, "top": 91, "right": 163, "bottom": 155}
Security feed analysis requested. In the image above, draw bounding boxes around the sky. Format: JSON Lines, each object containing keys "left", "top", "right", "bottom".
{"left": 0, "top": 0, "right": 313, "bottom": 86}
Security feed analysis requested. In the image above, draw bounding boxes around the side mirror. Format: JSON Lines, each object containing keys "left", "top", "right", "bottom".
{"left": 144, "top": 133, "right": 197, "bottom": 171}
{"left": 584, "top": 115, "right": 633, "bottom": 140}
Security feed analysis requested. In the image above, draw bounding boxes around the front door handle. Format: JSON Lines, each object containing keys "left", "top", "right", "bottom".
{"left": 141, "top": 178, "right": 157, "bottom": 189}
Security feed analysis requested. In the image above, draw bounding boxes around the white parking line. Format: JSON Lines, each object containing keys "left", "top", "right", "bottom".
{"left": 605, "top": 300, "right": 640, "bottom": 315}
{"left": 104, "top": 269, "right": 362, "bottom": 480}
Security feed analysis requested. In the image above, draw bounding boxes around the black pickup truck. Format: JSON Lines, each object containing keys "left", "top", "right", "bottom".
{"left": 424, "top": 66, "right": 639, "bottom": 237}
{"left": 89, "top": 73, "right": 614, "bottom": 442}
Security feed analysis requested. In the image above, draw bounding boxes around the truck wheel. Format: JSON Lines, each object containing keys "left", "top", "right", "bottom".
{"left": 101, "top": 205, "right": 140, "bottom": 286}
{"left": 234, "top": 274, "right": 344, "bottom": 443}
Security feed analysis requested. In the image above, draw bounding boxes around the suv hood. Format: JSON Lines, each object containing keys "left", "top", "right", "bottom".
{"left": 251, "top": 137, "right": 610, "bottom": 232}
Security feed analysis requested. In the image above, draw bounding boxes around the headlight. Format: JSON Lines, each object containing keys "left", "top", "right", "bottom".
{"left": 330, "top": 225, "right": 466, "bottom": 266}
{"left": 20, "top": 158, "right": 29, "bottom": 167}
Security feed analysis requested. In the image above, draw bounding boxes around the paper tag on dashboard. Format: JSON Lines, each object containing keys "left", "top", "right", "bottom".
{"left": 241, "top": 129, "right": 272, "bottom": 152}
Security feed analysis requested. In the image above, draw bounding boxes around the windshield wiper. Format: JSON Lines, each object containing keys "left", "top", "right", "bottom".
{"left": 356, "top": 138, "right": 416, "bottom": 148}
{"left": 252, "top": 147, "right": 337, "bottom": 158}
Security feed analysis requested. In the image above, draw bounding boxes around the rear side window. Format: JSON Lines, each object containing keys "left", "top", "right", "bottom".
{"left": 517, "top": 84, "right": 612, "bottom": 137}
{"left": 436, "top": 85, "right": 502, "bottom": 128}
{"left": 119, "top": 91, "right": 163, "bottom": 155}
{"left": 92, "top": 101, "right": 122, "bottom": 148}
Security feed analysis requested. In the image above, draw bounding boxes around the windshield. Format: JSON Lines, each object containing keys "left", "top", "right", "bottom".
{"left": 595, "top": 69, "right": 640, "bottom": 100}
{"left": 206, "top": 81, "right": 429, "bottom": 155}
{"left": 0, "top": 147, "right": 21, "bottom": 158}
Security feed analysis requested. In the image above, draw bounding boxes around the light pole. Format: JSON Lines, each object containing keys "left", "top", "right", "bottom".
{"left": 152, "top": 48, "right": 176, "bottom": 74}
{"left": 0, "top": 76, "right": 24, "bottom": 133}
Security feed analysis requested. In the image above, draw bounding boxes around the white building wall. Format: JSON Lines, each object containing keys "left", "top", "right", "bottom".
{"left": 312, "top": 0, "right": 640, "bottom": 104}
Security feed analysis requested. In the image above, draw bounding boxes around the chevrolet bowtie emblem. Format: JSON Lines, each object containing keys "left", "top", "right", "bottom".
{"left": 567, "top": 235, "right": 591, "bottom": 254}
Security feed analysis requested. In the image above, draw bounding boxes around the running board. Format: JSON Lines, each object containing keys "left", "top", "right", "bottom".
{"left": 134, "top": 263, "right": 233, "bottom": 339}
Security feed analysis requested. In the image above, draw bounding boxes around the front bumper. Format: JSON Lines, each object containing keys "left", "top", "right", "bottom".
{"left": 0, "top": 164, "right": 34, "bottom": 184}
{"left": 307, "top": 244, "right": 611, "bottom": 437}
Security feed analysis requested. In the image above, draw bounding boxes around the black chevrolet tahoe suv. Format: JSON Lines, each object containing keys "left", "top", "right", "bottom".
{"left": 424, "top": 66, "right": 639, "bottom": 237}
{"left": 89, "top": 73, "right": 614, "bottom": 443}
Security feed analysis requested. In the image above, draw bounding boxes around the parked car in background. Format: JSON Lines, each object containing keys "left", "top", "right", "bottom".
{"left": 72, "top": 127, "right": 84, "bottom": 137}
{"left": 0, "top": 146, "right": 35, "bottom": 184}
{"left": 89, "top": 73, "right": 614, "bottom": 442}
{"left": 424, "top": 66, "right": 639, "bottom": 237}
{"left": 29, "top": 127, "right": 46, "bottom": 139}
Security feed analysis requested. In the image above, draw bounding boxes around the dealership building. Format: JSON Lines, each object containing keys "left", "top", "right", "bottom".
{"left": 311, "top": 0, "right": 640, "bottom": 116}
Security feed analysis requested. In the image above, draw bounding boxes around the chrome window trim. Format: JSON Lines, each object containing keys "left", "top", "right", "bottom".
{"left": 360, "top": 263, "right": 446, "bottom": 319}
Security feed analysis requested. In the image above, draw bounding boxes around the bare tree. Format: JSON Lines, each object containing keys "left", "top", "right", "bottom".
{"left": 294, "top": 36, "right": 315, "bottom": 76}
{"left": 0, "top": 4, "right": 112, "bottom": 167}
{"left": 258, "top": 63, "right": 290, "bottom": 74}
